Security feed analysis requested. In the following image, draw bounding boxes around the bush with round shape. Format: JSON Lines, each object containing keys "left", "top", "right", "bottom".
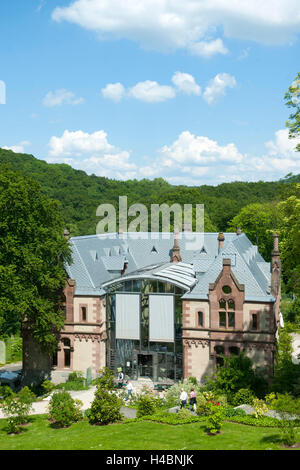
{"left": 231, "top": 388, "right": 255, "bottom": 407}
{"left": 48, "top": 391, "right": 83, "bottom": 428}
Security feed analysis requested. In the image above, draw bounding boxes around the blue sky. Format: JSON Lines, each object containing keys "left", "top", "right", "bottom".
{"left": 0, "top": 0, "right": 300, "bottom": 185}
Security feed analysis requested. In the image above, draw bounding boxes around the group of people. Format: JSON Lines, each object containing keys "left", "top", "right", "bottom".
{"left": 179, "top": 388, "right": 197, "bottom": 411}
{"left": 118, "top": 370, "right": 197, "bottom": 411}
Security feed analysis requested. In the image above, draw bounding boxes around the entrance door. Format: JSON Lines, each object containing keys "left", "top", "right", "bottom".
{"left": 138, "top": 354, "right": 153, "bottom": 378}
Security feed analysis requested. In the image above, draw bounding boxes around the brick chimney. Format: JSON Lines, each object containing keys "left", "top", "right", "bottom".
{"left": 271, "top": 233, "right": 281, "bottom": 296}
{"left": 171, "top": 228, "right": 182, "bottom": 263}
{"left": 218, "top": 232, "right": 225, "bottom": 253}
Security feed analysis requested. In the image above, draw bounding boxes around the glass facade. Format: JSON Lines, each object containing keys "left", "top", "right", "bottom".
{"left": 106, "top": 279, "right": 185, "bottom": 382}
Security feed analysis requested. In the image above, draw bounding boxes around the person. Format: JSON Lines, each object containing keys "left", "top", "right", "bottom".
{"left": 125, "top": 380, "right": 133, "bottom": 401}
{"left": 179, "top": 388, "right": 188, "bottom": 409}
{"left": 189, "top": 388, "right": 197, "bottom": 412}
{"left": 117, "top": 370, "right": 124, "bottom": 389}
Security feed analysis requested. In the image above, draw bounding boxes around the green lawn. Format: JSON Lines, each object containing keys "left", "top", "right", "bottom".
{"left": 0, "top": 415, "right": 299, "bottom": 450}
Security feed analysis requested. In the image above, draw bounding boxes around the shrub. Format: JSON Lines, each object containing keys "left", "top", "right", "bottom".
{"left": 136, "top": 395, "right": 156, "bottom": 418}
{"left": 0, "top": 385, "right": 15, "bottom": 401}
{"left": 177, "top": 408, "right": 192, "bottom": 419}
{"left": 187, "top": 376, "right": 198, "bottom": 386}
{"left": 48, "top": 391, "right": 83, "bottom": 428}
{"left": 88, "top": 389, "right": 122, "bottom": 425}
{"left": 252, "top": 398, "right": 269, "bottom": 419}
{"left": 41, "top": 380, "right": 55, "bottom": 396}
{"left": 224, "top": 407, "right": 246, "bottom": 418}
{"left": 88, "top": 367, "right": 122, "bottom": 425}
{"left": 265, "top": 392, "right": 300, "bottom": 446}
{"left": 1, "top": 386, "right": 35, "bottom": 434}
{"left": 205, "top": 403, "right": 225, "bottom": 435}
{"left": 231, "top": 388, "right": 255, "bottom": 407}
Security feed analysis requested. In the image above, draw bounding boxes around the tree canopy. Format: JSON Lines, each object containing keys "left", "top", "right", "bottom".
{"left": 0, "top": 164, "right": 71, "bottom": 352}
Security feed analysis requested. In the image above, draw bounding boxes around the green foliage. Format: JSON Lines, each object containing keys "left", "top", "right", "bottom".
{"left": 48, "top": 391, "right": 83, "bottom": 428}
{"left": 224, "top": 407, "right": 246, "bottom": 418}
{"left": 272, "top": 327, "right": 300, "bottom": 395}
{"left": 205, "top": 403, "right": 225, "bottom": 434}
{"left": 231, "top": 388, "right": 256, "bottom": 407}
{"left": 4, "top": 336, "right": 22, "bottom": 363}
{"left": 55, "top": 371, "right": 87, "bottom": 391}
{"left": 204, "top": 352, "right": 268, "bottom": 401}
{"left": 0, "top": 147, "right": 290, "bottom": 238}
{"left": 1, "top": 386, "right": 35, "bottom": 433}
{"left": 0, "top": 164, "right": 71, "bottom": 353}
{"left": 228, "top": 202, "right": 279, "bottom": 261}
{"left": 94, "top": 367, "right": 115, "bottom": 391}
{"left": 187, "top": 376, "right": 197, "bottom": 386}
{"left": 88, "top": 367, "right": 122, "bottom": 425}
{"left": 285, "top": 72, "right": 300, "bottom": 153}
{"left": 252, "top": 398, "right": 269, "bottom": 419}
{"left": 139, "top": 410, "right": 204, "bottom": 425}
{"left": 136, "top": 394, "right": 156, "bottom": 418}
{"left": 88, "top": 389, "right": 122, "bottom": 426}
{"left": 265, "top": 392, "right": 300, "bottom": 446}
{"left": 41, "top": 380, "right": 55, "bottom": 396}
{"left": 0, "top": 385, "right": 15, "bottom": 400}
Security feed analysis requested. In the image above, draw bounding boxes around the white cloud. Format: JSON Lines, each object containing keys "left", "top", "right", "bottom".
{"left": 52, "top": 0, "right": 300, "bottom": 56}
{"left": 128, "top": 80, "right": 176, "bottom": 103}
{"left": 101, "top": 82, "right": 126, "bottom": 102}
{"left": 2, "top": 141, "right": 31, "bottom": 153}
{"left": 171, "top": 72, "right": 201, "bottom": 96}
{"left": 47, "top": 129, "right": 137, "bottom": 179}
{"left": 43, "top": 89, "right": 84, "bottom": 107}
{"left": 188, "top": 39, "right": 228, "bottom": 58}
{"left": 46, "top": 127, "right": 300, "bottom": 185}
{"left": 203, "top": 73, "right": 236, "bottom": 104}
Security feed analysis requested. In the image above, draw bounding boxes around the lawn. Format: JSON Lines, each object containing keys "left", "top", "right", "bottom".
{"left": 0, "top": 415, "right": 299, "bottom": 450}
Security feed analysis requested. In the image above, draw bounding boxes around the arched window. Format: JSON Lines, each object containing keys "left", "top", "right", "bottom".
{"left": 228, "top": 299, "right": 235, "bottom": 310}
{"left": 229, "top": 346, "right": 240, "bottom": 356}
{"left": 219, "top": 299, "right": 226, "bottom": 309}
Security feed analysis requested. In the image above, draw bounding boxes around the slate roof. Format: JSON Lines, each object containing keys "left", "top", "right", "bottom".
{"left": 65, "top": 232, "right": 274, "bottom": 302}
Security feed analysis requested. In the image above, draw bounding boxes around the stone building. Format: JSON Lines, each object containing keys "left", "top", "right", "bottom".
{"left": 23, "top": 230, "right": 281, "bottom": 385}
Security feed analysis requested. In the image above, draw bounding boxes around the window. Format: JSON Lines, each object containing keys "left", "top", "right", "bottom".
{"left": 228, "top": 312, "right": 235, "bottom": 328}
{"left": 251, "top": 313, "right": 259, "bottom": 330}
{"left": 218, "top": 297, "right": 235, "bottom": 329}
{"left": 215, "top": 346, "right": 224, "bottom": 367}
{"left": 198, "top": 311, "right": 203, "bottom": 327}
{"left": 219, "top": 312, "right": 226, "bottom": 327}
{"left": 81, "top": 306, "right": 87, "bottom": 322}
{"left": 62, "top": 338, "right": 71, "bottom": 368}
{"left": 229, "top": 346, "right": 239, "bottom": 356}
{"left": 222, "top": 285, "right": 232, "bottom": 294}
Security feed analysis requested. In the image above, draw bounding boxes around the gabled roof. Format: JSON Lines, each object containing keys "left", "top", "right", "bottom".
{"left": 65, "top": 232, "right": 273, "bottom": 301}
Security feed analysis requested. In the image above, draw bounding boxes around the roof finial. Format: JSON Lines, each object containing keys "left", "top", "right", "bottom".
{"left": 171, "top": 228, "right": 182, "bottom": 263}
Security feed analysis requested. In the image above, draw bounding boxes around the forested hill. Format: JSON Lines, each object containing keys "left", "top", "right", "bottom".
{"left": 0, "top": 148, "right": 298, "bottom": 236}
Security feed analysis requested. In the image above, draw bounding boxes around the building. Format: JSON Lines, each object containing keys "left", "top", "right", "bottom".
{"left": 22, "top": 230, "right": 281, "bottom": 385}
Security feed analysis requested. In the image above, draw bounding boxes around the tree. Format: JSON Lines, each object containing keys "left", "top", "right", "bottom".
{"left": 228, "top": 203, "right": 279, "bottom": 261}
{"left": 0, "top": 164, "right": 71, "bottom": 353}
{"left": 285, "top": 72, "right": 300, "bottom": 152}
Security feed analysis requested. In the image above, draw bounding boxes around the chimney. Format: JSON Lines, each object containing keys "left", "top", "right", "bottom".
{"left": 271, "top": 233, "right": 281, "bottom": 296}
{"left": 171, "top": 228, "right": 182, "bottom": 263}
{"left": 64, "top": 229, "right": 70, "bottom": 241}
{"left": 218, "top": 232, "right": 225, "bottom": 253}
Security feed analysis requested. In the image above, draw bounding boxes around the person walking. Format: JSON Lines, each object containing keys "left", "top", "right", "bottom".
{"left": 125, "top": 380, "right": 133, "bottom": 401}
{"left": 179, "top": 388, "right": 188, "bottom": 409}
{"left": 117, "top": 370, "right": 124, "bottom": 389}
{"left": 189, "top": 388, "right": 197, "bottom": 412}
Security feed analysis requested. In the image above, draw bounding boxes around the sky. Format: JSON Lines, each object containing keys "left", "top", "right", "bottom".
{"left": 0, "top": 0, "right": 300, "bottom": 186}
